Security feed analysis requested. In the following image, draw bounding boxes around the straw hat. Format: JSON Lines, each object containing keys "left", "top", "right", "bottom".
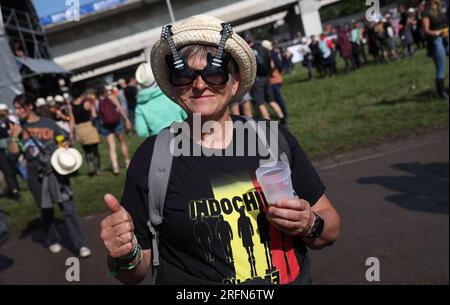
{"left": 150, "top": 15, "right": 256, "bottom": 103}
{"left": 51, "top": 147, "right": 83, "bottom": 176}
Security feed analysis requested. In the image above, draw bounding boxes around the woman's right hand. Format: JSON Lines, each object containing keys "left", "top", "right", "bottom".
{"left": 9, "top": 123, "right": 22, "bottom": 138}
{"left": 100, "top": 194, "right": 136, "bottom": 258}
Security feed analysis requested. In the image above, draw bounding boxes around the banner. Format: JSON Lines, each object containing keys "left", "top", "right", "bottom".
{"left": 40, "top": 0, "right": 128, "bottom": 26}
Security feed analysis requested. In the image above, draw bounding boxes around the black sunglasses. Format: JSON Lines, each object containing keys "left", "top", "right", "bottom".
{"left": 167, "top": 54, "right": 230, "bottom": 87}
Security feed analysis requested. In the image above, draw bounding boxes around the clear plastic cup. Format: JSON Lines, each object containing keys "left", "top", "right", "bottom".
{"left": 255, "top": 161, "right": 295, "bottom": 205}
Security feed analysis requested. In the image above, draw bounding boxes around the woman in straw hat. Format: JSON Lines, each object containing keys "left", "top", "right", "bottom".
{"left": 100, "top": 15, "right": 340, "bottom": 285}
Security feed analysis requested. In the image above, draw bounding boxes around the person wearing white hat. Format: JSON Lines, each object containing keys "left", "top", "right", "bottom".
{"left": 34, "top": 98, "right": 53, "bottom": 119}
{"left": 46, "top": 96, "right": 54, "bottom": 106}
{"left": 133, "top": 54, "right": 187, "bottom": 138}
{"left": 8, "top": 93, "right": 91, "bottom": 258}
{"left": 100, "top": 15, "right": 340, "bottom": 285}
{"left": 51, "top": 95, "right": 72, "bottom": 141}
{"left": 54, "top": 95, "right": 65, "bottom": 103}
{"left": 398, "top": 4, "right": 416, "bottom": 57}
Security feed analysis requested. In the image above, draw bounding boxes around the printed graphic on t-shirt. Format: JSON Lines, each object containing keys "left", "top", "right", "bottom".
{"left": 188, "top": 171, "right": 300, "bottom": 285}
{"left": 22, "top": 127, "right": 55, "bottom": 142}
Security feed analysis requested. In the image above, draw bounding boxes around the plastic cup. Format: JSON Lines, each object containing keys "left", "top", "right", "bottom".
{"left": 255, "top": 161, "right": 295, "bottom": 205}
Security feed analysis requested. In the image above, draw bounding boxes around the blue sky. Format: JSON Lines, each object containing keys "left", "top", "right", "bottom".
{"left": 32, "top": 0, "right": 96, "bottom": 17}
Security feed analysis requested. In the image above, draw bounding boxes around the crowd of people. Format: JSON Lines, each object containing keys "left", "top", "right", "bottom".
{"left": 0, "top": 1, "right": 447, "bottom": 275}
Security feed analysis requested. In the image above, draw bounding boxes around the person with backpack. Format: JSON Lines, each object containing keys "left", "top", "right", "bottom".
{"left": 96, "top": 85, "right": 132, "bottom": 175}
{"left": 261, "top": 40, "right": 289, "bottom": 125}
{"left": 99, "top": 15, "right": 340, "bottom": 285}
{"left": 8, "top": 93, "right": 91, "bottom": 257}
{"left": 243, "top": 32, "right": 285, "bottom": 123}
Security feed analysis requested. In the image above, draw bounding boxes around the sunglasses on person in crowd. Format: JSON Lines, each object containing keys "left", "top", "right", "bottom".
{"left": 167, "top": 53, "right": 230, "bottom": 87}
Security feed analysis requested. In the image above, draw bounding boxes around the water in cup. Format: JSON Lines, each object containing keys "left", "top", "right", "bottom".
{"left": 255, "top": 161, "right": 295, "bottom": 205}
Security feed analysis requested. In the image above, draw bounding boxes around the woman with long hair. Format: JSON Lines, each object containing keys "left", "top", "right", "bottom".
{"left": 8, "top": 93, "right": 91, "bottom": 257}
{"left": 70, "top": 89, "right": 102, "bottom": 176}
{"left": 423, "top": 0, "right": 449, "bottom": 99}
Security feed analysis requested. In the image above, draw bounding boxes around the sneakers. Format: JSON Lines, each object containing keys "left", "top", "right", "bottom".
{"left": 79, "top": 247, "right": 92, "bottom": 258}
{"left": 48, "top": 243, "right": 62, "bottom": 254}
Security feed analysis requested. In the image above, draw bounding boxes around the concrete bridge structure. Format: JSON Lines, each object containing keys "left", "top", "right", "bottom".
{"left": 43, "top": 0, "right": 341, "bottom": 84}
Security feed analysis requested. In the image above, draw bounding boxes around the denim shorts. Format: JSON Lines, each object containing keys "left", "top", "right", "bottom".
{"left": 99, "top": 121, "right": 124, "bottom": 137}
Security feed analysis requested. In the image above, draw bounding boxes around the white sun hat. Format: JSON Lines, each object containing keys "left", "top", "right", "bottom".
{"left": 35, "top": 98, "right": 46, "bottom": 107}
{"left": 151, "top": 15, "right": 256, "bottom": 104}
{"left": 261, "top": 40, "right": 273, "bottom": 51}
{"left": 136, "top": 52, "right": 156, "bottom": 88}
{"left": 46, "top": 96, "right": 54, "bottom": 104}
{"left": 0, "top": 103, "right": 8, "bottom": 111}
{"left": 54, "top": 95, "right": 65, "bottom": 103}
{"left": 51, "top": 147, "right": 83, "bottom": 175}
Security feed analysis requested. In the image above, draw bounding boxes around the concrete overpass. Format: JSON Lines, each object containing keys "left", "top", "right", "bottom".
{"left": 44, "top": 0, "right": 340, "bottom": 83}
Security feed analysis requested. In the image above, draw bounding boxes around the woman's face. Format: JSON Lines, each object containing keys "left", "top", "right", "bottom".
{"left": 14, "top": 103, "right": 32, "bottom": 120}
{"left": 172, "top": 53, "right": 239, "bottom": 119}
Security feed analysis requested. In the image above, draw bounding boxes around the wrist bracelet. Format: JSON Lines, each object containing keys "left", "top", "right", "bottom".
{"left": 119, "top": 235, "right": 139, "bottom": 262}
{"left": 109, "top": 247, "right": 143, "bottom": 279}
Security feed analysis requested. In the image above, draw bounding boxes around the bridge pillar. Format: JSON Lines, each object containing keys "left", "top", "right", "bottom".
{"left": 285, "top": 0, "right": 323, "bottom": 39}
{"left": 300, "top": 0, "right": 323, "bottom": 37}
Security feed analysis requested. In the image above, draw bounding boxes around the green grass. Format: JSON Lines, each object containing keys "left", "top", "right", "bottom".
{"left": 1, "top": 50, "right": 448, "bottom": 233}
{"left": 282, "top": 50, "right": 449, "bottom": 158}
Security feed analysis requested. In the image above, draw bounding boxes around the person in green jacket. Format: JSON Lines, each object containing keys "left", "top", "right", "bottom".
{"left": 134, "top": 59, "right": 187, "bottom": 138}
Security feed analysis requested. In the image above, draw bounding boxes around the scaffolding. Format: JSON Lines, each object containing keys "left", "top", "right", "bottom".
{"left": 0, "top": 0, "right": 51, "bottom": 59}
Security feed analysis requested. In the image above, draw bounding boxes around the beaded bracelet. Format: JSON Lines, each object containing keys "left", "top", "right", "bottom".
{"left": 108, "top": 250, "right": 143, "bottom": 279}
{"left": 119, "top": 236, "right": 140, "bottom": 262}
{"left": 108, "top": 236, "right": 143, "bottom": 278}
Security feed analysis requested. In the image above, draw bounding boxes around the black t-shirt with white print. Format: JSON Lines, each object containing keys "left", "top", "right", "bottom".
{"left": 121, "top": 116, "right": 325, "bottom": 285}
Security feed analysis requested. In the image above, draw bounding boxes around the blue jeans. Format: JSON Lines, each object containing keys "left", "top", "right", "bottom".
{"left": 431, "top": 37, "right": 448, "bottom": 80}
{"left": 272, "top": 84, "right": 288, "bottom": 120}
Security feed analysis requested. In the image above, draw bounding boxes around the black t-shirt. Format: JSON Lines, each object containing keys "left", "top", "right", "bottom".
{"left": 124, "top": 86, "right": 138, "bottom": 110}
{"left": 121, "top": 116, "right": 326, "bottom": 285}
{"left": 423, "top": 11, "right": 448, "bottom": 31}
{"left": 252, "top": 44, "right": 272, "bottom": 77}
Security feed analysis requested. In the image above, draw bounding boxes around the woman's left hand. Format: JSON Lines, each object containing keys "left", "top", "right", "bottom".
{"left": 266, "top": 198, "right": 315, "bottom": 237}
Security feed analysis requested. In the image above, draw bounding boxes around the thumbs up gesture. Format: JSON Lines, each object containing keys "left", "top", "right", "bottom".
{"left": 100, "top": 194, "right": 136, "bottom": 258}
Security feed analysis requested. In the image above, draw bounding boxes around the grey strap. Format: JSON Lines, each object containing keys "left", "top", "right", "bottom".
{"left": 147, "top": 127, "right": 174, "bottom": 268}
